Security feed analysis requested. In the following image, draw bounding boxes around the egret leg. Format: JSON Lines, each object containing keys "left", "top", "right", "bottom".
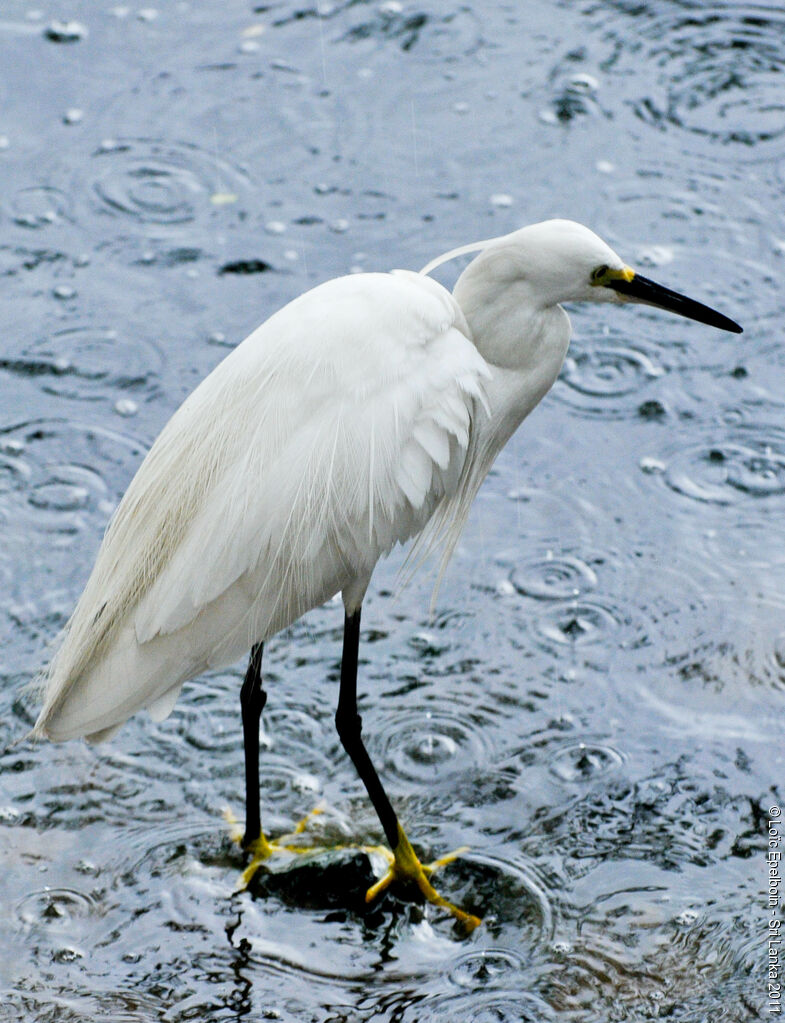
{"left": 234, "top": 644, "right": 328, "bottom": 877}
{"left": 241, "top": 642, "right": 267, "bottom": 851}
{"left": 335, "top": 608, "right": 481, "bottom": 932}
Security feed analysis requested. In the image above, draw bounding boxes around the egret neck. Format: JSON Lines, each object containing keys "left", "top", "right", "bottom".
{"left": 453, "top": 244, "right": 572, "bottom": 456}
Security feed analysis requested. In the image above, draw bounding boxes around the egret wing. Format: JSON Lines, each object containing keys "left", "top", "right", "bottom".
{"left": 36, "top": 271, "right": 489, "bottom": 738}
{"left": 133, "top": 270, "right": 490, "bottom": 652}
{"left": 33, "top": 269, "right": 492, "bottom": 741}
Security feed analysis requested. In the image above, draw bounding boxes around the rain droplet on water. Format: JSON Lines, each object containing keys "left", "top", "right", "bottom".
{"left": 549, "top": 742, "right": 623, "bottom": 782}
{"left": 114, "top": 399, "right": 138, "bottom": 417}
{"left": 44, "top": 20, "right": 88, "bottom": 42}
{"left": 640, "top": 456, "right": 666, "bottom": 475}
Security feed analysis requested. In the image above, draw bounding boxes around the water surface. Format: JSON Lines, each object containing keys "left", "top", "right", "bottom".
{"left": 1, "top": 1, "right": 782, "bottom": 1019}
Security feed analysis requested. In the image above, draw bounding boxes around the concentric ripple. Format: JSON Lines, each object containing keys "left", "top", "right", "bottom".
{"left": 628, "top": 4, "right": 785, "bottom": 148}
{"left": 704, "top": 513, "right": 785, "bottom": 572}
{"left": 597, "top": 156, "right": 759, "bottom": 279}
{"left": 664, "top": 429, "right": 785, "bottom": 505}
{"left": 373, "top": 704, "right": 496, "bottom": 789}
{"left": 549, "top": 862, "right": 757, "bottom": 1019}
{"left": 533, "top": 600, "right": 626, "bottom": 650}
{"left": 448, "top": 947, "right": 528, "bottom": 988}
{"left": 548, "top": 741, "right": 623, "bottom": 783}
{"left": 511, "top": 553, "right": 597, "bottom": 601}
{"left": 556, "top": 339, "right": 664, "bottom": 418}
{"left": 89, "top": 138, "right": 250, "bottom": 227}
{"left": 542, "top": 70, "right": 605, "bottom": 126}
{"left": 260, "top": 703, "right": 335, "bottom": 778}
{"left": 157, "top": 686, "right": 336, "bottom": 796}
{"left": 166, "top": 673, "right": 242, "bottom": 758}
{"left": 1, "top": 325, "right": 163, "bottom": 401}
{"left": 0, "top": 419, "right": 143, "bottom": 545}
{"left": 17, "top": 887, "right": 96, "bottom": 928}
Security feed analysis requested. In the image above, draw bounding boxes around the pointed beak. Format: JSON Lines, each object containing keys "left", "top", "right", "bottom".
{"left": 608, "top": 271, "right": 742, "bottom": 334}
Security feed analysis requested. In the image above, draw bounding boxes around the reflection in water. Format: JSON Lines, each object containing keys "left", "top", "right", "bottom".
{"left": 0, "top": 0, "right": 781, "bottom": 1019}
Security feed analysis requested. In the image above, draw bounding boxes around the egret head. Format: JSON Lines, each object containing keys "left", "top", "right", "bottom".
{"left": 540, "top": 220, "right": 743, "bottom": 334}
{"left": 427, "top": 219, "right": 742, "bottom": 334}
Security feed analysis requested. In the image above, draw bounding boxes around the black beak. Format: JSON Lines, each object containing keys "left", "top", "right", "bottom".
{"left": 608, "top": 274, "right": 742, "bottom": 334}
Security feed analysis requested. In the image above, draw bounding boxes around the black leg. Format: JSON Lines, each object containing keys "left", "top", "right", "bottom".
{"left": 335, "top": 607, "right": 400, "bottom": 848}
{"left": 241, "top": 642, "right": 266, "bottom": 848}
{"left": 334, "top": 608, "right": 482, "bottom": 930}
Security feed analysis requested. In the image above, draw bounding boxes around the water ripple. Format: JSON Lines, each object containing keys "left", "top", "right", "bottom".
{"left": 372, "top": 703, "right": 497, "bottom": 790}
{"left": 511, "top": 553, "right": 598, "bottom": 601}
{"left": 548, "top": 741, "right": 623, "bottom": 783}
{"left": 704, "top": 512, "right": 785, "bottom": 572}
{"left": 339, "top": 5, "right": 483, "bottom": 58}
{"left": 0, "top": 419, "right": 142, "bottom": 544}
{"left": 89, "top": 138, "right": 250, "bottom": 228}
{"left": 17, "top": 886, "right": 97, "bottom": 928}
{"left": 10, "top": 186, "right": 73, "bottom": 229}
{"left": 261, "top": 702, "right": 334, "bottom": 778}
{"left": 542, "top": 68, "right": 606, "bottom": 126}
{"left": 618, "top": 3, "right": 785, "bottom": 149}
{"left": 448, "top": 946, "right": 528, "bottom": 988}
{"left": 550, "top": 864, "right": 760, "bottom": 1018}
{"left": 2, "top": 990, "right": 165, "bottom": 1023}
{"left": 608, "top": 156, "right": 756, "bottom": 253}
{"left": 1, "top": 326, "right": 162, "bottom": 402}
{"left": 532, "top": 599, "right": 631, "bottom": 651}
{"left": 663, "top": 428, "right": 785, "bottom": 504}
{"left": 556, "top": 338, "right": 665, "bottom": 418}
{"left": 373, "top": 988, "right": 553, "bottom": 1022}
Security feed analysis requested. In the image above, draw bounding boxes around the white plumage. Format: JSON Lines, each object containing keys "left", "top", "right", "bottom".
{"left": 33, "top": 220, "right": 740, "bottom": 746}
{"left": 35, "top": 269, "right": 488, "bottom": 740}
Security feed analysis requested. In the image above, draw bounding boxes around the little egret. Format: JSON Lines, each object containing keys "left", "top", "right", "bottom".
{"left": 33, "top": 220, "right": 741, "bottom": 929}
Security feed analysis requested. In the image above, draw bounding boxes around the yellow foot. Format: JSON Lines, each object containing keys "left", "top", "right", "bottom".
{"left": 364, "top": 823, "right": 481, "bottom": 933}
{"left": 223, "top": 805, "right": 328, "bottom": 888}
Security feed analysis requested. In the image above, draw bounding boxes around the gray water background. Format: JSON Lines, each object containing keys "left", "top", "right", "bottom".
{"left": 1, "top": 1, "right": 783, "bottom": 1019}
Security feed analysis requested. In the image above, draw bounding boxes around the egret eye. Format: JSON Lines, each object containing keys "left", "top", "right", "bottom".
{"left": 591, "top": 264, "right": 609, "bottom": 284}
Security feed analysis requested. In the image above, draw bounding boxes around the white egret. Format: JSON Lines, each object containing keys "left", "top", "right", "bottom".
{"left": 32, "top": 220, "right": 741, "bottom": 929}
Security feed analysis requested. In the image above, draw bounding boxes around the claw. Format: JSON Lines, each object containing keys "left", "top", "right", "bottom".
{"left": 364, "top": 823, "right": 481, "bottom": 932}
{"left": 224, "top": 804, "right": 332, "bottom": 888}
{"left": 287, "top": 805, "right": 325, "bottom": 837}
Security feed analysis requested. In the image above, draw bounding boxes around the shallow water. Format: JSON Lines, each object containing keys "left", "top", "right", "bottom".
{"left": 1, "top": 1, "right": 782, "bottom": 1019}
